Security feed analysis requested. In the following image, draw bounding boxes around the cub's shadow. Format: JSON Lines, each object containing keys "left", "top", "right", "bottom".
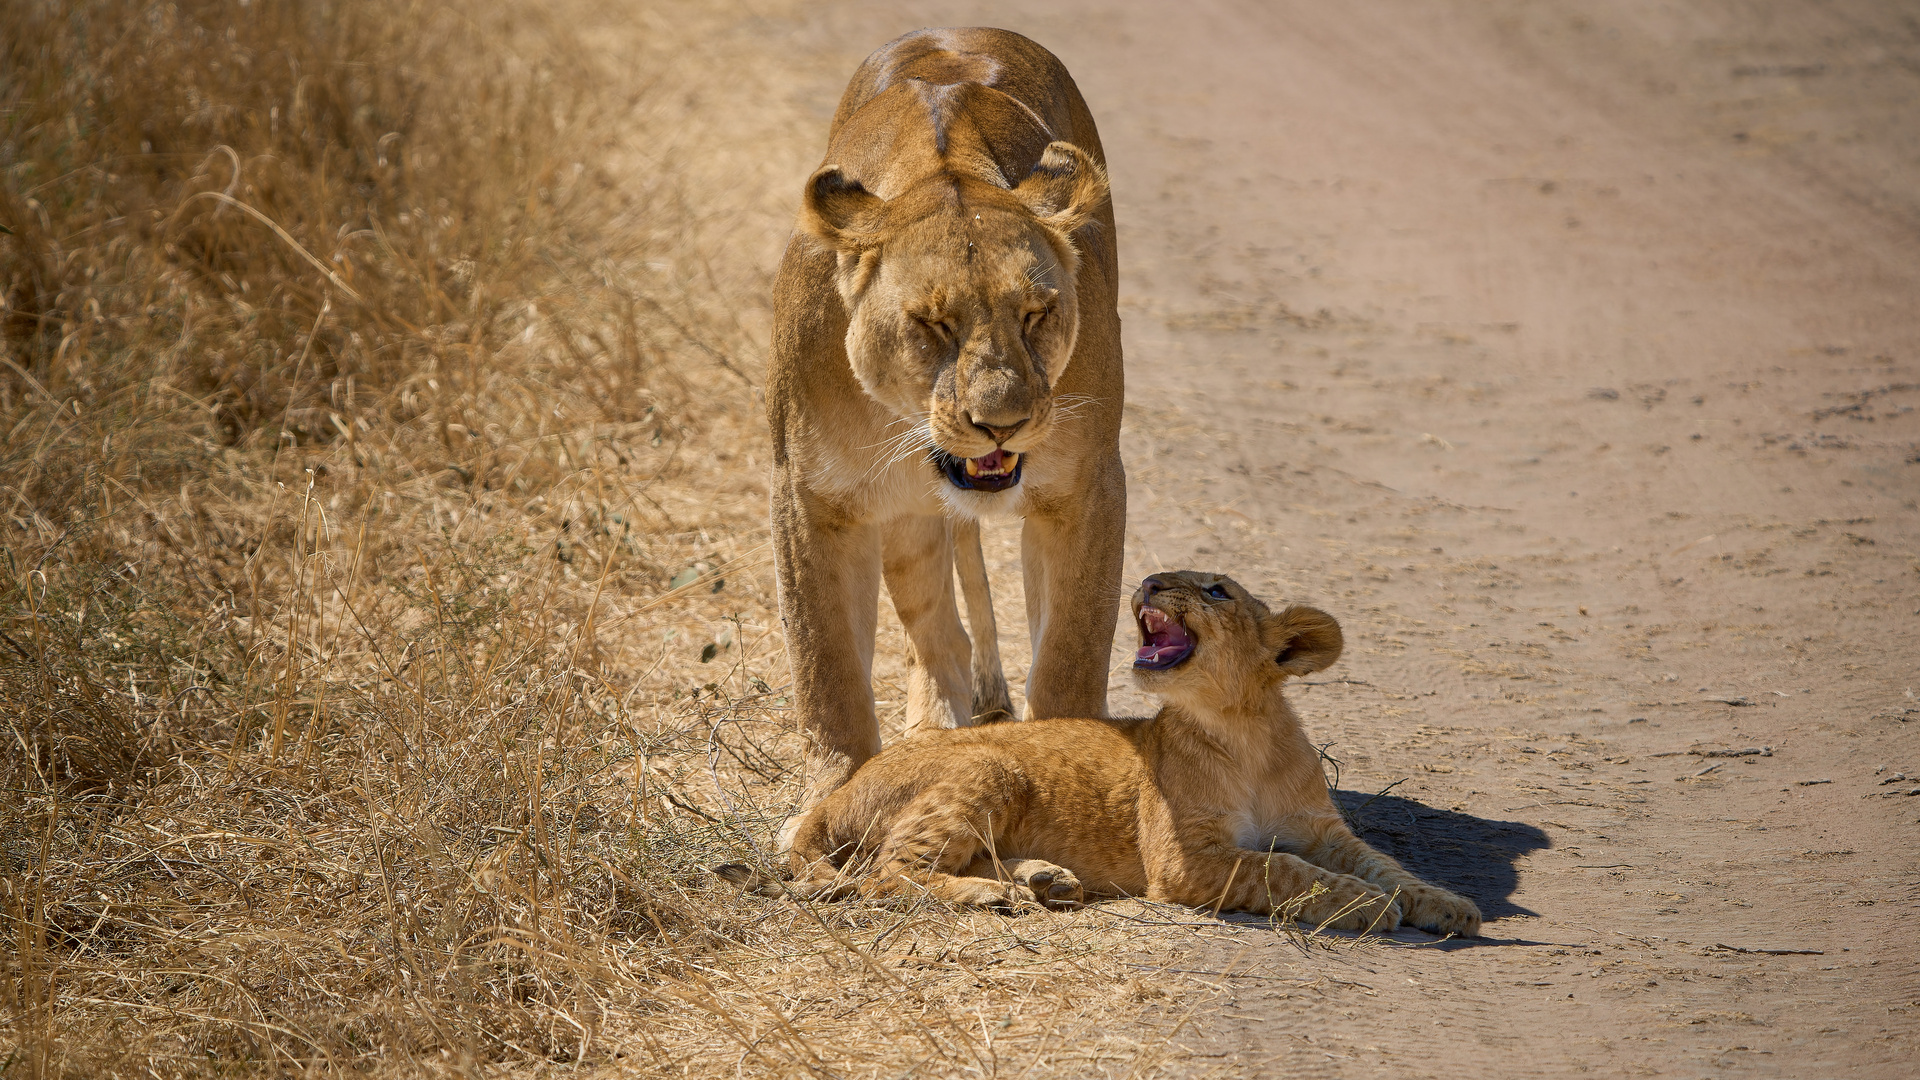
{"left": 1332, "top": 789, "right": 1549, "bottom": 920}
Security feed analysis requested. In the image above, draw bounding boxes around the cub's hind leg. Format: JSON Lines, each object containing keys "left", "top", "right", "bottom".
{"left": 848, "top": 783, "right": 1041, "bottom": 911}
{"left": 962, "top": 855, "right": 1085, "bottom": 909}
{"left": 1286, "top": 811, "right": 1481, "bottom": 936}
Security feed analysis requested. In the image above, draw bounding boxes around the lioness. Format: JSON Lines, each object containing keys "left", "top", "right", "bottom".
{"left": 767, "top": 28, "right": 1126, "bottom": 809}
{"left": 721, "top": 572, "right": 1483, "bottom": 936}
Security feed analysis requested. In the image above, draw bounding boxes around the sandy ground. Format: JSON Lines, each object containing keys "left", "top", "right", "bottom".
{"left": 597, "top": 1, "right": 1919, "bottom": 1073}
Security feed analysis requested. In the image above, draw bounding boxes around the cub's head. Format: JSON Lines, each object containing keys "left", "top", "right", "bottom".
{"left": 1129, "top": 571, "right": 1343, "bottom": 710}
{"left": 799, "top": 142, "right": 1109, "bottom": 512}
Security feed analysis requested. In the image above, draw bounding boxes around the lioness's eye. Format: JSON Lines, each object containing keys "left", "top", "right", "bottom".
{"left": 1206, "top": 584, "right": 1231, "bottom": 600}
{"left": 913, "top": 315, "right": 954, "bottom": 342}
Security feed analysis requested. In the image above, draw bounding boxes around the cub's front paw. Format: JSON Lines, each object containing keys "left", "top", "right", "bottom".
{"left": 1397, "top": 885, "right": 1482, "bottom": 937}
{"left": 1300, "top": 877, "right": 1402, "bottom": 933}
{"left": 1005, "top": 859, "right": 1085, "bottom": 910}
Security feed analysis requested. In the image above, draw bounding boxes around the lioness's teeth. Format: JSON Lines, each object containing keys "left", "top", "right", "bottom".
{"left": 1004, "top": 452, "right": 1020, "bottom": 469}
{"left": 964, "top": 457, "right": 981, "bottom": 477}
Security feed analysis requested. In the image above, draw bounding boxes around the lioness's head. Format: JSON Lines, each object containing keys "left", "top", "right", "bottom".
{"left": 1129, "top": 571, "right": 1343, "bottom": 709}
{"left": 799, "top": 142, "right": 1109, "bottom": 509}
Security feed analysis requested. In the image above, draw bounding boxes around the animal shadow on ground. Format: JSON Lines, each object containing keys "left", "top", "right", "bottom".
{"left": 1333, "top": 789, "right": 1550, "bottom": 922}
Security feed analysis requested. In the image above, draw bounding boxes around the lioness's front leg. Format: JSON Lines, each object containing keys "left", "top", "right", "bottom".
{"left": 772, "top": 474, "right": 883, "bottom": 807}
{"left": 881, "top": 515, "right": 972, "bottom": 731}
{"left": 1020, "top": 452, "right": 1126, "bottom": 720}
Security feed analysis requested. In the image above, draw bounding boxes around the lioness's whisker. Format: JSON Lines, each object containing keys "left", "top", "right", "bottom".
{"left": 857, "top": 419, "right": 938, "bottom": 483}
{"left": 858, "top": 414, "right": 932, "bottom": 454}
{"left": 1047, "top": 393, "right": 1103, "bottom": 428}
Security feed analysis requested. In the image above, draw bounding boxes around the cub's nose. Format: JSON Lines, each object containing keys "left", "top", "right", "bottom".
{"left": 1140, "top": 576, "right": 1168, "bottom": 602}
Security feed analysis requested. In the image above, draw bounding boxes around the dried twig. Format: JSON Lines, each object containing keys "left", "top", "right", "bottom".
{"left": 1650, "top": 746, "right": 1773, "bottom": 759}
{"left": 1708, "top": 943, "right": 1824, "bottom": 956}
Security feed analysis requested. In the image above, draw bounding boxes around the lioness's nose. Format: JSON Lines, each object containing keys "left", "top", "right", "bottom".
{"left": 969, "top": 416, "right": 1028, "bottom": 444}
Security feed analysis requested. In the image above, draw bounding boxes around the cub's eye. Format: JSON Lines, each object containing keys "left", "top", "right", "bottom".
{"left": 1206, "top": 584, "right": 1231, "bottom": 600}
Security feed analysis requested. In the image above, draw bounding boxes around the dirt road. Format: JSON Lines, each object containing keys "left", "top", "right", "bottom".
{"left": 614, "top": 1, "right": 1919, "bottom": 1073}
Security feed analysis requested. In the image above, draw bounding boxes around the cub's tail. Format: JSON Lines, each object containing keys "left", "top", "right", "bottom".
{"left": 712, "top": 859, "right": 855, "bottom": 901}
{"left": 952, "top": 517, "right": 1014, "bottom": 723}
{"left": 710, "top": 862, "right": 788, "bottom": 898}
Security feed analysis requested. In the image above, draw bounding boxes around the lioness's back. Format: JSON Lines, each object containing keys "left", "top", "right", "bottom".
{"left": 830, "top": 28, "right": 1103, "bottom": 159}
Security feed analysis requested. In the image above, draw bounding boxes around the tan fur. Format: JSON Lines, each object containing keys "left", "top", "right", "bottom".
{"left": 731, "top": 572, "right": 1482, "bottom": 937}
{"left": 767, "top": 29, "right": 1127, "bottom": 809}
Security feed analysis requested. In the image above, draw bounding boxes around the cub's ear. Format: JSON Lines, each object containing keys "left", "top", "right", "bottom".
{"left": 1014, "top": 141, "right": 1109, "bottom": 236}
{"left": 1262, "top": 605, "right": 1344, "bottom": 677}
{"left": 800, "top": 166, "right": 885, "bottom": 252}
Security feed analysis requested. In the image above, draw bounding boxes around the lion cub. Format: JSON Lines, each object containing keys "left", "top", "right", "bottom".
{"left": 723, "top": 571, "right": 1482, "bottom": 936}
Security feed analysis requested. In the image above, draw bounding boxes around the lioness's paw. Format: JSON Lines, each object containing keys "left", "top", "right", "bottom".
{"left": 1006, "top": 860, "right": 1085, "bottom": 910}
{"left": 1398, "top": 885, "right": 1482, "bottom": 937}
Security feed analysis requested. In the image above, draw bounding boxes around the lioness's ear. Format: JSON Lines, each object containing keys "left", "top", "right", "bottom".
{"left": 800, "top": 166, "right": 885, "bottom": 252}
{"left": 1262, "top": 605, "right": 1344, "bottom": 677}
{"left": 1014, "top": 142, "right": 1109, "bottom": 235}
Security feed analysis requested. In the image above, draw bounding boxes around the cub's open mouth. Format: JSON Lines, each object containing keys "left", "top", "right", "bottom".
{"left": 1135, "top": 606, "right": 1194, "bottom": 669}
{"left": 931, "top": 448, "right": 1023, "bottom": 493}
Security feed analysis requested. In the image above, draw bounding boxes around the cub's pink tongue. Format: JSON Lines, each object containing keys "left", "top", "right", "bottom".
{"left": 1136, "top": 642, "right": 1188, "bottom": 665}
{"left": 1135, "top": 607, "right": 1193, "bottom": 665}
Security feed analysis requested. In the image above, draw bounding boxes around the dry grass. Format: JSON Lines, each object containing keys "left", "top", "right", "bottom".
{"left": 0, "top": 1, "right": 1287, "bottom": 1075}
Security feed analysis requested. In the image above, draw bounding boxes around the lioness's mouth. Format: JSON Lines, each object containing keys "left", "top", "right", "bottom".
{"left": 1135, "top": 606, "right": 1195, "bottom": 670}
{"left": 932, "top": 448, "right": 1023, "bottom": 493}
